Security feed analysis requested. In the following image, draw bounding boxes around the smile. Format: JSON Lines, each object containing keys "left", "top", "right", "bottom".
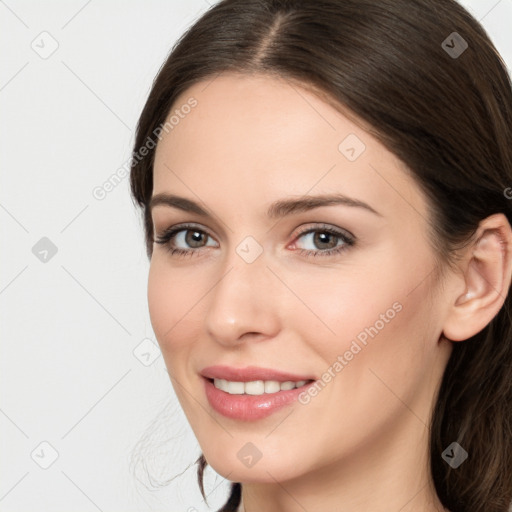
{"left": 213, "top": 378, "right": 312, "bottom": 395}
{"left": 203, "top": 376, "right": 317, "bottom": 421}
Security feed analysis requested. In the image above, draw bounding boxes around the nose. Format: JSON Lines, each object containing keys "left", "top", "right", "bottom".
{"left": 204, "top": 247, "right": 281, "bottom": 347}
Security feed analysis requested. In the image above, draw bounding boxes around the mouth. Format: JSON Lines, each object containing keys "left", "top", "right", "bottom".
{"left": 201, "top": 371, "right": 318, "bottom": 421}
{"left": 204, "top": 377, "right": 315, "bottom": 395}
{"left": 199, "top": 364, "right": 318, "bottom": 420}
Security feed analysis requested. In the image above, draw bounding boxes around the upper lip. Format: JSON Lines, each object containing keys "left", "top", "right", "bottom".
{"left": 200, "top": 365, "right": 315, "bottom": 382}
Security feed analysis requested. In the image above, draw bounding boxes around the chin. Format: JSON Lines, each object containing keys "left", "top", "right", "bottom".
{"left": 202, "top": 442, "right": 308, "bottom": 483}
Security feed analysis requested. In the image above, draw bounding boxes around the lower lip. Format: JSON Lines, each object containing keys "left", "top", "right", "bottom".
{"left": 203, "top": 377, "right": 315, "bottom": 421}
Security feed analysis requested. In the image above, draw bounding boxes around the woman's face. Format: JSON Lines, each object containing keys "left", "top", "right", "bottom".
{"left": 148, "top": 72, "right": 454, "bottom": 483}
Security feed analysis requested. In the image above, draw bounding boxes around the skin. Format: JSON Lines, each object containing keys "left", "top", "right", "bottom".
{"left": 147, "top": 72, "right": 512, "bottom": 512}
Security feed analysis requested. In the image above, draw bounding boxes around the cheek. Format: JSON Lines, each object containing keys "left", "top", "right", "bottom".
{"left": 147, "top": 259, "right": 208, "bottom": 418}
{"left": 283, "top": 251, "right": 436, "bottom": 388}
{"left": 275, "top": 264, "right": 437, "bottom": 461}
{"left": 147, "top": 258, "right": 193, "bottom": 356}
{"left": 147, "top": 260, "right": 171, "bottom": 343}
{"left": 281, "top": 261, "right": 405, "bottom": 348}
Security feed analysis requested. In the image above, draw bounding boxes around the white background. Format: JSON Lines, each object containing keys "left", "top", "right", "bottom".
{"left": 1, "top": 1, "right": 511, "bottom": 511}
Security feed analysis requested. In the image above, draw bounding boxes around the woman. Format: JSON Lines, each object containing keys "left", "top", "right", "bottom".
{"left": 129, "top": 0, "right": 512, "bottom": 510}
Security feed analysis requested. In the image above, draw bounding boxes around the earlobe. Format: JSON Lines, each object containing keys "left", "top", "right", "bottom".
{"left": 442, "top": 213, "right": 512, "bottom": 342}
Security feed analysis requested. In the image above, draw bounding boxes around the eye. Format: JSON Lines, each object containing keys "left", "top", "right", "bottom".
{"left": 291, "top": 224, "right": 355, "bottom": 258}
{"left": 154, "top": 223, "right": 217, "bottom": 257}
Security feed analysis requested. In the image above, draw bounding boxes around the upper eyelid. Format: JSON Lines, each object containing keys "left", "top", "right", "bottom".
{"left": 155, "top": 223, "right": 216, "bottom": 241}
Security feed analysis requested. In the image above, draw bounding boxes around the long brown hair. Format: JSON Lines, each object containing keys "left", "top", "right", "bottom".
{"left": 130, "top": 1, "right": 512, "bottom": 510}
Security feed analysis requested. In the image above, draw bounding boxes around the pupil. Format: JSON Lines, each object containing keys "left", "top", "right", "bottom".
{"left": 187, "top": 230, "right": 204, "bottom": 247}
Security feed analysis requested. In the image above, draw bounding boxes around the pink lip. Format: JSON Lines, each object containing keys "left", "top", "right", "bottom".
{"left": 200, "top": 365, "right": 315, "bottom": 382}
{"left": 200, "top": 365, "right": 316, "bottom": 421}
{"left": 203, "top": 377, "right": 315, "bottom": 421}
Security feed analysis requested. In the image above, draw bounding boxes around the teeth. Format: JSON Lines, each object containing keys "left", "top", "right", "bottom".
{"left": 264, "top": 380, "right": 280, "bottom": 393}
{"left": 213, "top": 378, "right": 309, "bottom": 395}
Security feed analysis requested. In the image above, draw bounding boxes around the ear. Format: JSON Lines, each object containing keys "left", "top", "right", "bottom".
{"left": 442, "top": 213, "right": 512, "bottom": 342}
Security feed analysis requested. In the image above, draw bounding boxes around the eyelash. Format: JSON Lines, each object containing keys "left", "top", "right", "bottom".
{"left": 154, "top": 222, "right": 355, "bottom": 259}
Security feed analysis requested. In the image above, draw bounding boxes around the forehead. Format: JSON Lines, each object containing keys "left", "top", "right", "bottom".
{"left": 152, "top": 72, "right": 428, "bottom": 223}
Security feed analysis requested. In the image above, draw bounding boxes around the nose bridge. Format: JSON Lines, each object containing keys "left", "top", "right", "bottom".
{"left": 204, "top": 238, "right": 280, "bottom": 345}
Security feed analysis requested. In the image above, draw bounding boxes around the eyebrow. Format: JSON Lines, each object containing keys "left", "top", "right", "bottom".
{"left": 149, "top": 192, "right": 382, "bottom": 218}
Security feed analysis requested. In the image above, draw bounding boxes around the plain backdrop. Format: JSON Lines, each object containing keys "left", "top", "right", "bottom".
{"left": 1, "top": 1, "right": 511, "bottom": 511}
